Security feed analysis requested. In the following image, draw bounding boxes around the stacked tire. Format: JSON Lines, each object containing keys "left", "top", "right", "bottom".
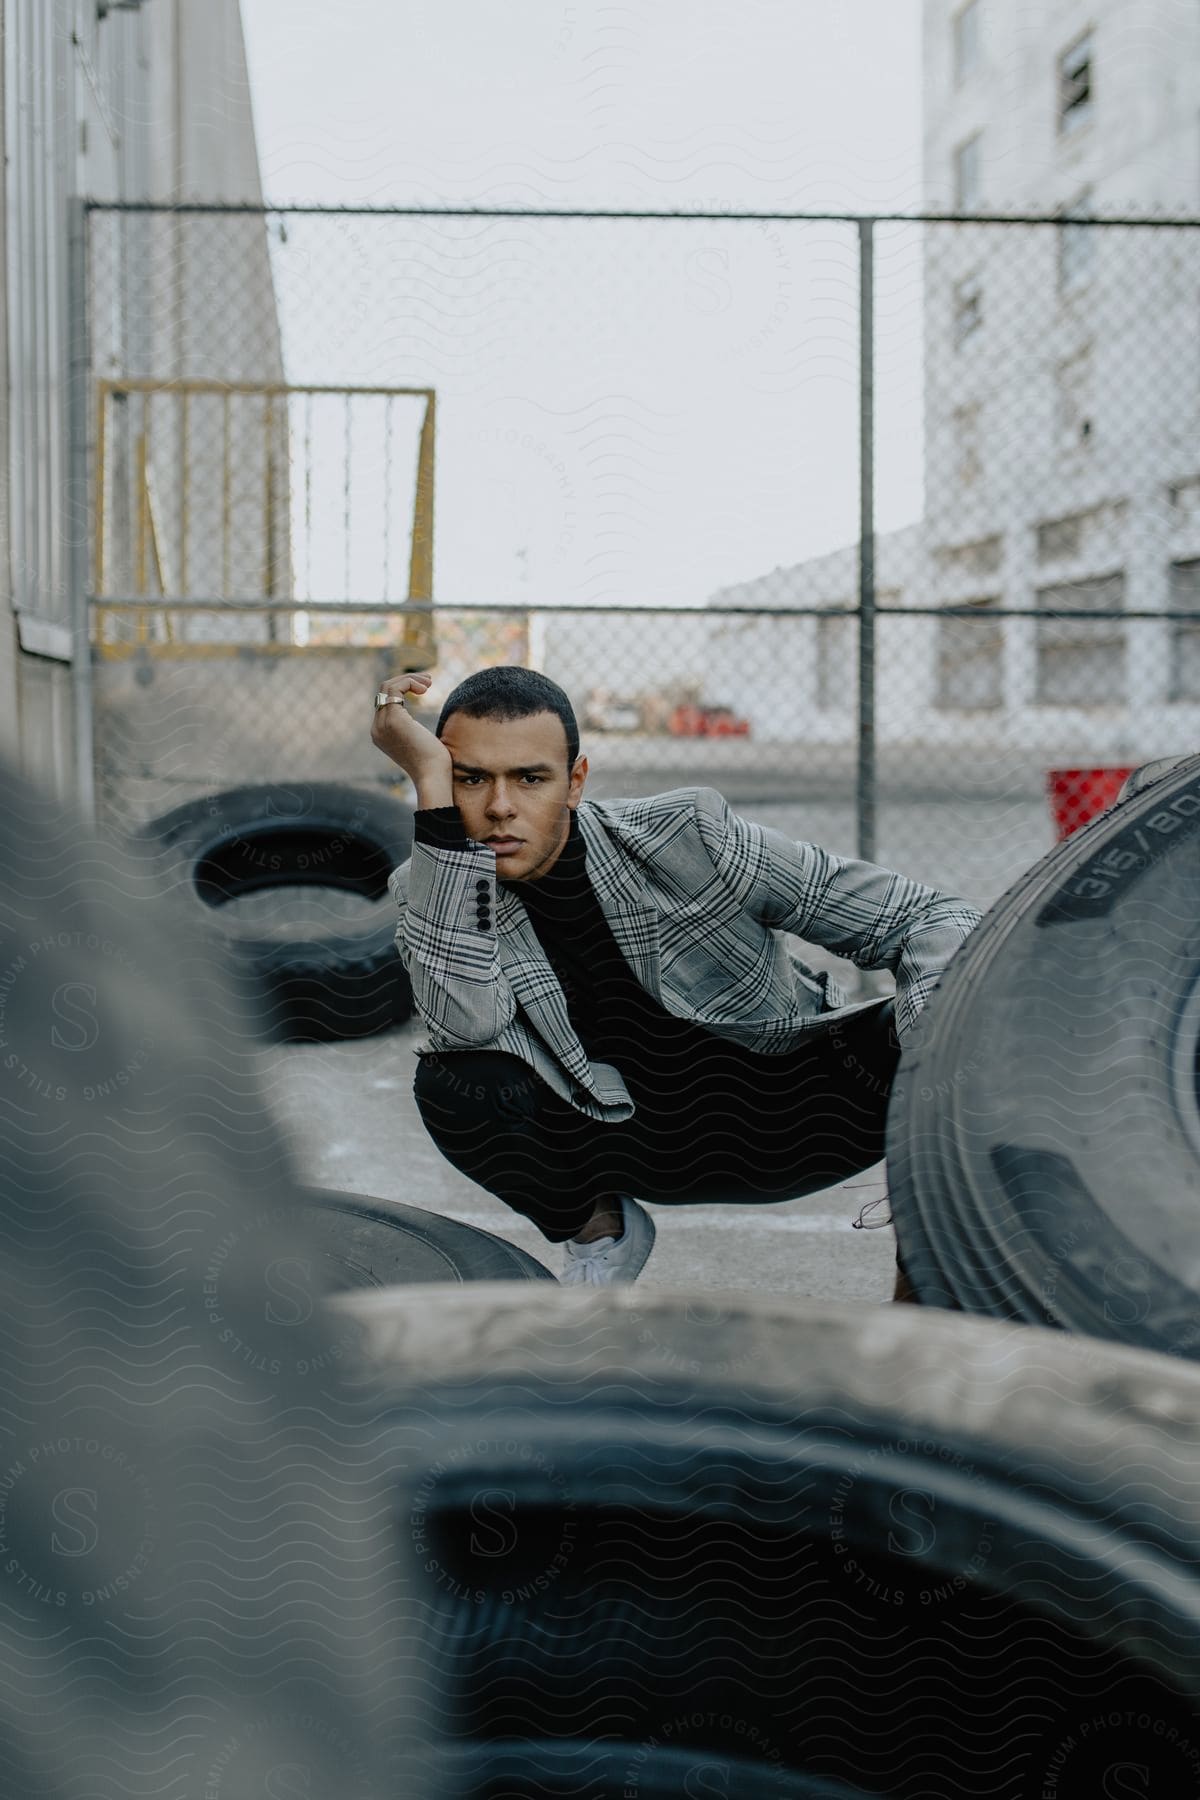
{"left": 342, "top": 1283, "right": 1200, "bottom": 1799}
{"left": 133, "top": 781, "right": 416, "bottom": 1041}
{"left": 295, "top": 1188, "right": 553, "bottom": 1287}
{"left": 888, "top": 750, "right": 1200, "bottom": 1357}
{"left": 0, "top": 759, "right": 416, "bottom": 1795}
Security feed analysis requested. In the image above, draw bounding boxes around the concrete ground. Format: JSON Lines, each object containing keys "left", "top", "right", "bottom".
{"left": 264, "top": 1019, "right": 900, "bottom": 1303}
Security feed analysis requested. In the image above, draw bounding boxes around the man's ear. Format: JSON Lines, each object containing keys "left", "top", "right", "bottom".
{"left": 567, "top": 753, "right": 588, "bottom": 807}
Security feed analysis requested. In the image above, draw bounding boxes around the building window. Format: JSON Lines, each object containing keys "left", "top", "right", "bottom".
{"left": 1055, "top": 347, "right": 1094, "bottom": 452}
{"left": 936, "top": 598, "right": 1003, "bottom": 709}
{"left": 1058, "top": 31, "right": 1094, "bottom": 135}
{"left": 952, "top": 402, "right": 984, "bottom": 485}
{"left": 954, "top": 132, "right": 983, "bottom": 210}
{"left": 1037, "top": 512, "right": 1084, "bottom": 562}
{"left": 1169, "top": 559, "right": 1200, "bottom": 701}
{"left": 816, "top": 613, "right": 854, "bottom": 710}
{"left": 1057, "top": 190, "right": 1095, "bottom": 293}
{"left": 953, "top": 273, "right": 983, "bottom": 345}
{"left": 1168, "top": 474, "right": 1200, "bottom": 516}
{"left": 1035, "top": 572, "right": 1125, "bottom": 704}
{"left": 953, "top": 0, "right": 982, "bottom": 83}
{"left": 1037, "top": 500, "right": 1127, "bottom": 563}
{"left": 937, "top": 534, "right": 1003, "bottom": 579}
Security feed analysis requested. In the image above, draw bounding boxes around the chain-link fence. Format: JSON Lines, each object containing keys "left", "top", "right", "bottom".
{"left": 85, "top": 205, "right": 1200, "bottom": 909}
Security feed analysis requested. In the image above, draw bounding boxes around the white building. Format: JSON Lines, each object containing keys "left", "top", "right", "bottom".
{"left": 710, "top": 0, "right": 1200, "bottom": 762}
{"left": 923, "top": 0, "right": 1200, "bottom": 753}
{"left": 927, "top": 0, "right": 1200, "bottom": 217}
{"left": 1, "top": 0, "right": 279, "bottom": 812}
{"left": 706, "top": 525, "right": 929, "bottom": 746}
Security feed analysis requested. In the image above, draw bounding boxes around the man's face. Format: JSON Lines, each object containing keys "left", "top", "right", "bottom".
{"left": 440, "top": 709, "right": 587, "bottom": 882}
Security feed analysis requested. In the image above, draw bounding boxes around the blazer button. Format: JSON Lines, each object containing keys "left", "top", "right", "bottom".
{"left": 475, "top": 879, "right": 490, "bottom": 894}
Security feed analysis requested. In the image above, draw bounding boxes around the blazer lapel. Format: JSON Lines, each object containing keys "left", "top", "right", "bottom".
{"left": 576, "top": 805, "right": 662, "bottom": 994}
{"left": 492, "top": 894, "right": 592, "bottom": 1086}
{"left": 488, "top": 809, "right": 664, "bottom": 1093}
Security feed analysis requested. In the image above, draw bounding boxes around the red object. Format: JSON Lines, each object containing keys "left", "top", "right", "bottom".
{"left": 669, "top": 704, "right": 707, "bottom": 737}
{"left": 1046, "top": 767, "right": 1134, "bottom": 840}
{"left": 668, "top": 704, "right": 752, "bottom": 739}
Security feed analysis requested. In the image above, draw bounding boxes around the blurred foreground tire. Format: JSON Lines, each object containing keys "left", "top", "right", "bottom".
{"left": 0, "top": 758, "right": 420, "bottom": 1796}
{"left": 432, "top": 1739, "right": 869, "bottom": 1798}
{"left": 341, "top": 1284, "right": 1200, "bottom": 1800}
{"left": 297, "top": 1188, "right": 554, "bottom": 1285}
{"left": 887, "top": 748, "right": 1200, "bottom": 1355}
{"left": 134, "top": 781, "right": 415, "bottom": 1041}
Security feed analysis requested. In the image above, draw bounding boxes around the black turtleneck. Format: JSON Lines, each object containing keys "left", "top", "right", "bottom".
{"left": 413, "top": 806, "right": 728, "bottom": 1092}
{"left": 516, "top": 811, "right": 643, "bottom": 1062}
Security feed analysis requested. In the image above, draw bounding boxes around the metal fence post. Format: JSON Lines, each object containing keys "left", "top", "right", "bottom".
{"left": 856, "top": 216, "right": 877, "bottom": 865}
{"left": 67, "top": 196, "right": 96, "bottom": 824}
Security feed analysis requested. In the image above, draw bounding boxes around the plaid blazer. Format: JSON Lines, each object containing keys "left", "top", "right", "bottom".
{"left": 388, "top": 785, "right": 981, "bottom": 1122}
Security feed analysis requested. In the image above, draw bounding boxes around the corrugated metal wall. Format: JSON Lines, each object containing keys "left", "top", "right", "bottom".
{"left": 1, "top": 0, "right": 271, "bottom": 808}
{"left": 5, "top": 0, "right": 73, "bottom": 627}
{"left": 2, "top": 0, "right": 154, "bottom": 801}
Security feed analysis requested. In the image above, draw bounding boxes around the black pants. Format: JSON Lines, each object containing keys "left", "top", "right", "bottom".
{"left": 413, "top": 1001, "right": 900, "bottom": 1244}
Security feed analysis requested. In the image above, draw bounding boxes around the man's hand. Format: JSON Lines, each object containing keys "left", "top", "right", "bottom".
{"left": 370, "top": 672, "right": 454, "bottom": 808}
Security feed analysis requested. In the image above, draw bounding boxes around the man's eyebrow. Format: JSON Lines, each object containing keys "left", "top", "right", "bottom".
{"left": 450, "top": 761, "right": 556, "bottom": 776}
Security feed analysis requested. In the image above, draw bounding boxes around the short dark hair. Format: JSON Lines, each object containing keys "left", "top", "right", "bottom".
{"left": 436, "top": 666, "right": 580, "bottom": 769}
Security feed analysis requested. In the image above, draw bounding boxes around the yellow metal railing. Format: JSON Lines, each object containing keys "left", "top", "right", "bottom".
{"left": 92, "top": 378, "right": 436, "bottom": 665}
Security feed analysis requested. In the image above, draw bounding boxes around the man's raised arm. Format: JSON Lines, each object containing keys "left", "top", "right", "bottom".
{"left": 373, "top": 674, "right": 515, "bottom": 1049}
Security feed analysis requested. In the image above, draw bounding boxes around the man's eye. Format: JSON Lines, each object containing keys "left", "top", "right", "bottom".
{"left": 456, "top": 774, "right": 483, "bottom": 786}
{"left": 522, "top": 775, "right": 545, "bottom": 785}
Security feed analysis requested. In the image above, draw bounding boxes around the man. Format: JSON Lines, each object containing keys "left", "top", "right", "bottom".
{"left": 373, "top": 666, "right": 981, "bottom": 1295}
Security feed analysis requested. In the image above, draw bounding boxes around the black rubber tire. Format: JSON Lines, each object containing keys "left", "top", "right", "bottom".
{"left": 133, "top": 781, "right": 415, "bottom": 1041}
{"left": 296, "top": 1188, "right": 554, "bottom": 1286}
{"left": 340, "top": 1284, "right": 1200, "bottom": 1799}
{"left": 430, "top": 1738, "right": 869, "bottom": 1798}
{"left": 1118, "top": 755, "right": 1189, "bottom": 803}
{"left": 887, "top": 749, "right": 1200, "bottom": 1356}
{"left": 0, "top": 758, "right": 408, "bottom": 1795}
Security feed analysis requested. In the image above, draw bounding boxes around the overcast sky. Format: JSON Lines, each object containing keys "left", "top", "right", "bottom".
{"left": 239, "top": 1, "right": 925, "bottom": 607}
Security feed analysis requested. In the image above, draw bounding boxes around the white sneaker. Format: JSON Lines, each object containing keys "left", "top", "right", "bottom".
{"left": 561, "top": 1195, "right": 656, "bottom": 1287}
